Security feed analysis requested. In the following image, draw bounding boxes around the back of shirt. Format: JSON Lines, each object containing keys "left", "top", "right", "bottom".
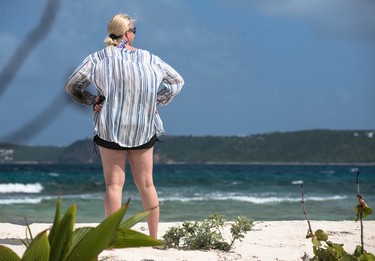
{"left": 65, "top": 46, "right": 184, "bottom": 147}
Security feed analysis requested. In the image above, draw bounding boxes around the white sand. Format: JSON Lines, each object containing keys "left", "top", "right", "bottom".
{"left": 1, "top": 221, "right": 374, "bottom": 261}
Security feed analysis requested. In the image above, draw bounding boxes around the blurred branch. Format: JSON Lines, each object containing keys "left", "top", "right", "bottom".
{"left": 356, "top": 171, "right": 364, "bottom": 254}
{"left": 0, "top": 0, "right": 62, "bottom": 97}
{"left": 301, "top": 184, "right": 313, "bottom": 237}
{"left": 1, "top": 91, "right": 70, "bottom": 143}
{"left": 0, "top": 0, "right": 68, "bottom": 144}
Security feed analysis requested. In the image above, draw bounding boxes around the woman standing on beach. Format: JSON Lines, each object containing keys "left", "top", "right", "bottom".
{"left": 64, "top": 13, "right": 184, "bottom": 238}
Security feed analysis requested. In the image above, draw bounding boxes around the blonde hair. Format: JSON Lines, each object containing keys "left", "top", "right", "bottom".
{"left": 104, "top": 13, "right": 134, "bottom": 47}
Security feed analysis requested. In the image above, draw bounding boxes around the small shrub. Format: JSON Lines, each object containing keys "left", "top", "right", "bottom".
{"left": 162, "top": 214, "right": 253, "bottom": 252}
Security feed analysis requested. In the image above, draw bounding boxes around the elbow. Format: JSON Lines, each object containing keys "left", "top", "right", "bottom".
{"left": 180, "top": 78, "right": 185, "bottom": 89}
{"left": 64, "top": 80, "right": 74, "bottom": 96}
{"left": 64, "top": 82, "right": 81, "bottom": 103}
{"left": 179, "top": 80, "right": 184, "bottom": 93}
{"left": 176, "top": 77, "right": 185, "bottom": 92}
{"left": 178, "top": 75, "right": 185, "bottom": 87}
{"left": 64, "top": 84, "right": 71, "bottom": 95}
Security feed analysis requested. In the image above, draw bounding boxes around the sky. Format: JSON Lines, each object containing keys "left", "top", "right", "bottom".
{"left": 0, "top": 0, "right": 374, "bottom": 146}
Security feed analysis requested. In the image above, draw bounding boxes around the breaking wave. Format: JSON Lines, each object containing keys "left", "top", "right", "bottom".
{"left": 0, "top": 183, "right": 43, "bottom": 193}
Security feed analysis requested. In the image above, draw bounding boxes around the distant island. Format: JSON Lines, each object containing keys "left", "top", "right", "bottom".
{"left": 0, "top": 129, "right": 374, "bottom": 165}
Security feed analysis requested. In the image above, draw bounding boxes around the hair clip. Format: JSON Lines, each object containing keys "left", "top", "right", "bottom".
{"left": 109, "top": 34, "right": 121, "bottom": 39}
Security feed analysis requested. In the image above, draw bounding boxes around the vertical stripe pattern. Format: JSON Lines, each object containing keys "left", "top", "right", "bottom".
{"left": 65, "top": 47, "right": 184, "bottom": 147}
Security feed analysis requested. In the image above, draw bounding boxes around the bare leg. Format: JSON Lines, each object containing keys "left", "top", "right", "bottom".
{"left": 98, "top": 146, "right": 127, "bottom": 217}
{"left": 128, "top": 147, "right": 159, "bottom": 239}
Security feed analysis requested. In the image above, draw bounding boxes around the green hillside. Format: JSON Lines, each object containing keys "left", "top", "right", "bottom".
{"left": 0, "top": 129, "right": 374, "bottom": 164}
{"left": 0, "top": 143, "right": 64, "bottom": 163}
{"left": 154, "top": 130, "right": 375, "bottom": 163}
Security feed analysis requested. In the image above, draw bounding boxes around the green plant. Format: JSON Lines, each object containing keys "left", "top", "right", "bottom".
{"left": 162, "top": 214, "right": 253, "bottom": 252}
{"left": 301, "top": 171, "right": 374, "bottom": 261}
{"left": 0, "top": 197, "right": 162, "bottom": 261}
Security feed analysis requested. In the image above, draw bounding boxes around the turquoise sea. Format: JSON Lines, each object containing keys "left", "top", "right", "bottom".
{"left": 0, "top": 164, "right": 374, "bottom": 224}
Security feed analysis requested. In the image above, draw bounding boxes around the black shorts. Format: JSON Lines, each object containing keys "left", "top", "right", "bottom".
{"left": 93, "top": 135, "right": 157, "bottom": 150}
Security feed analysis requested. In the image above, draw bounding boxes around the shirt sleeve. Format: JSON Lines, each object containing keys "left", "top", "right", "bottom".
{"left": 156, "top": 58, "right": 185, "bottom": 106}
{"left": 64, "top": 56, "right": 96, "bottom": 105}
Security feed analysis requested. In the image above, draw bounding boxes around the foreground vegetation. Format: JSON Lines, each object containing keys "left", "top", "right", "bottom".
{"left": 0, "top": 198, "right": 161, "bottom": 261}
{"left": 1, "top": 129, "right": 374, "bottom": 164}
{"left": 302, "top": 171, "right": 374, "bottom": 260}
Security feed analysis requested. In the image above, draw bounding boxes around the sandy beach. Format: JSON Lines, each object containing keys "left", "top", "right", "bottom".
{"left": 0, "top": 220, "right": 374, "bottom": 261}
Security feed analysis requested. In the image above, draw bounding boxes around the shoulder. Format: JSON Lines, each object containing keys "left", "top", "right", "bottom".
{"left": 136, "top": 48, "right": 152, "bottom": 57}
{"left": 140, "top": 49, "right": 164, "bottom": 63}
{"left": 89, "top": 47, "right": 116, "bottom": 62}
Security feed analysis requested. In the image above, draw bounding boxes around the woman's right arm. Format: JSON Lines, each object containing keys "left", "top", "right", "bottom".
{"left": 64, "top": 57, "right": 96, "bottom": 105}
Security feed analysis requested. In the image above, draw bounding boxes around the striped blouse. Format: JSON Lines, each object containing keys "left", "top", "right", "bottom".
{"left": 64, "top": 47, "right": 184, "bottom": 147}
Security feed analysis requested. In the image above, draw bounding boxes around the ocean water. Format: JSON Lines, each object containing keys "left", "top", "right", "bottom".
{"left": 0, "top": 164, "right": 374, "bottom": 224}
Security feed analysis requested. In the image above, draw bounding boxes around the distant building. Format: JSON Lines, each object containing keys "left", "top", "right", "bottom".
{"left": 0, "top": 149, "right": 14, "bottom": 162}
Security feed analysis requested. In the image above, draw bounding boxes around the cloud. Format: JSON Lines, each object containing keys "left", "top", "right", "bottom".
{"left": 252, "top": 0, "right": 375, "bottom": 41}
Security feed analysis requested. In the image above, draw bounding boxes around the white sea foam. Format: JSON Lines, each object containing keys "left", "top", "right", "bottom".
{"left": 221, "top": 195, "right": 347, "bottom": 204}
{"left": 320, "top": 170, "right": 335, "bottom": 174}
{"left": 0, "top": 183, "right": 43, "bottom": 193}
{"left": 159, "top": 196, "right": 205, "bottom": 202}
{"left": 307, "top": 195, "right": 347, "bottom": 201}
{"left": 291, "top": 180, "right": 303, "bottom": 185}
{"left": 158, "top": 194, "right": 347, "bottom": 204}
{"left": 78, "top": 194, "right": 103, "bottom": 200}
{"left": 0, "top": 197, "right": 43, "bottom": 205}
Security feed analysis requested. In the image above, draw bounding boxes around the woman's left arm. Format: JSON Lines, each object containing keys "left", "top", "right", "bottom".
{"left": 157, "top": 59, "right": 185, "bottom": 106}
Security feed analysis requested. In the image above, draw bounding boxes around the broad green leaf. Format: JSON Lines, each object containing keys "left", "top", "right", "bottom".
{"left": 64, "top": 205, "right": 126, "bottom": 261}
{"left": 48, "top": 195, "right": 62, "bottom": 244}
{"left": 110, "top": 228, "right": 162, "bottom": 248}
{"left": 332, "top": 243, "right": 346, "bottom": 256}
{"left": 0, "top": 245, "right": 21, "bottom": 261}
{"left": 354, "top": 245, "right": 363, "bottom": 257}
{"left": 71, "top": 227, "right": 94, "bottom": 250}
{"left": 360, "top": 253, "right": 375, "bottom": 261}
{"left": 22, "top": 230, "right": 50, "bottom": 261}
{"left": 363, "top": 207, "right": 373, "bottom": 216}
{"left": 119, "top": 210, "right": 150, "bottom": 229}
{"left": 49, "top": 204, "right": 76, "bottom": 261}
{"left": 47, "top": 197, "right": 62, "bottom": 259}
{"left": 340, "top": 254, "right": 358, "bottom": 261}
{"left": 106, "top": 197, "right": 133, "bottom": 230}
{"left": 312, "top": 236, "right": 321, "bottom": 247}
{"left": 322, "top": 251, "right": 334, "bottom": 261}
{"left": 315, "top": 229, "right": 328, "bottom": 241}
{"left": 355, "top": 203, "right": 373, "bottom": 220}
